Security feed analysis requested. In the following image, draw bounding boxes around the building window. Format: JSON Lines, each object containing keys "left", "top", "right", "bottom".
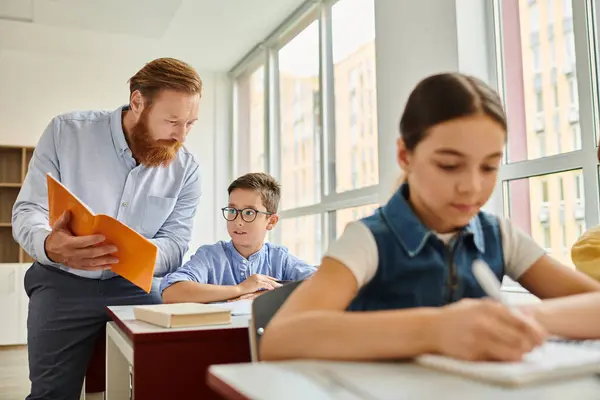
{"left": 535, "top": 90, "right": 544, "bottom": 113}
{"left": 542, "top": 223, "right": 552, "bottom": 250}
{"left": 575, "top": 173, "right": 583, "bottom": 201}
{"left": 537, "top": 132, "right": 547, "bottom": 157}
{"left": 532, "top": 45, "right": 541, "bottom": 72}
{"left": 541, "top": 180, "right": 549, "bottom": 203}
{"left": 571, "top": 123, "right": 581, "bottom": 150}
{"left": 576, "top": 221, "right": 586, "bottom": 238}
{"left": 530, "top": 2, "right": 540, "bottom": 33}
{"left": 547, "top": 0, "right": 554, "bottom": 23}
{"left": 568, "top": 78, "right": 578, "bottom": 107}
{"left": 561, "top": 222, "right": 568, "bottom": 249}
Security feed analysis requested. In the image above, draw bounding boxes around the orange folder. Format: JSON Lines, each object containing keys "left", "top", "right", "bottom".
{"left": 47, "top": 173, "right": 157, "bottom": 293}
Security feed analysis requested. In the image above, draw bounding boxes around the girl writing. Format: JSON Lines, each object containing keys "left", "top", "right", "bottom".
{"left": 261, "top": 73, "right": 600, "bottom": 362}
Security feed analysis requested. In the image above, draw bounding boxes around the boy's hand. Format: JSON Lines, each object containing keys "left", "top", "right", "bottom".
{"left": 237, "top": 274, "right": 282, "bottom": 295}
{"left": 227, "top": 291, "right": 265, "bottom": 302}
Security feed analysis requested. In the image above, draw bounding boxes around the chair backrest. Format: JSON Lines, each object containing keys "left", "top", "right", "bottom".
{"left": 249, "top": 280, "right": 303, "bottom": 361}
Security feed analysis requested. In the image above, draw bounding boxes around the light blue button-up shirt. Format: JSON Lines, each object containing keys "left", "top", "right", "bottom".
{"left": 12, "top": 106, "right": 202, "bottom": 279}
{"left": 159, "top": 240, "right": 317, "bottom": 293}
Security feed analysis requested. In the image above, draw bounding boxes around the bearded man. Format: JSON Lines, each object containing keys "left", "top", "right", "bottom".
{"left": 12, "top": 57, "right": 202, "bottom": 400}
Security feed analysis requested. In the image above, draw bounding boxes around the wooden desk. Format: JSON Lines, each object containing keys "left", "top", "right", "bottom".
{"left": 208, "top": 360, "right": 600, "bottom": 400}
{"left": 106, "top": 306, "right": 251, "bottom": 400}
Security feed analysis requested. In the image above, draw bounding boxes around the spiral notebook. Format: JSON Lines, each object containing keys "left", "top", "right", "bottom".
{"left": 415, "top": 340, "right": 600, "bottom": 387}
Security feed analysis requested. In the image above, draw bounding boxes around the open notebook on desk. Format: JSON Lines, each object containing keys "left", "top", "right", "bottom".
{"left": 415, "top": 340, "right": 600, "bottom": 387}
{"left": 212, "top": 299, "right": 253, "bottom": 316}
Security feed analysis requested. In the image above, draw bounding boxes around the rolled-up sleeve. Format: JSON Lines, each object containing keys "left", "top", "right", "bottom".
{"left": 12, "top": 118, "right": 63, "bottom": 267}
{"left": 159, "top": 246, "right": 212, "bottom": 294}
{"left": 151, "top": 164, "right": 202, "bottom": 277}
{"left": 283, "top": 253, "right": 317, "bottom": 281}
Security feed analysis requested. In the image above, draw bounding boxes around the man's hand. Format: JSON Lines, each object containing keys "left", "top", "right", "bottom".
{"left": 236, "top": 274, "right": 282, "bottom": 296}
{"left": 44, "top": 211, "right": 119, "bottom": 270}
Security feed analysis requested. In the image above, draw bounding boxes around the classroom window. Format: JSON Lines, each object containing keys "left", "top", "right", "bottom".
{"left": 503, "top": 0, "right": 581, "bottom": 163}
{"left": 234, "top": 65, "right": 266, "bottom": 173}
{"left": 503, "top": 170, "right": 583, "bottom": 267}
{"left": 278, "top": 20, "right": 321, "bottom": 210}
{"left": 280, "top": 214, "right": 322, "bottom": 265}
{"left": 333, "top": 0, "right": 378, "bottom": 193}
{"left": 335, "top": 203, "right": 379, "bottom": 237}
{"left": 495, "top": 0, "right": 600, "bottom": 270}
{"left": 232, "top": 0, "right": 380, "bottom": 262}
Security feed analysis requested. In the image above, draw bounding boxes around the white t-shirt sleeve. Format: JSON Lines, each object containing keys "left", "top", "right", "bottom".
{"left": 499, "top": 218, "right": 546, "bottom": 280}
{"left": 323, "top": 221, "right": 379, "bottom": 288}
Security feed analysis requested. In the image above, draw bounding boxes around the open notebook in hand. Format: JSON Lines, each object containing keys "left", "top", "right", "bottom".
{"left": 415, "top": 341, "right": 600, "bottom": 387}
{"left": 47, "top": 173, "right": 157, "bottom": 293}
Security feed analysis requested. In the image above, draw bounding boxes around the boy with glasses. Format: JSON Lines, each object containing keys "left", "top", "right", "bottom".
{"left": 160, "top": 172, "right": 316, "bottom": 303}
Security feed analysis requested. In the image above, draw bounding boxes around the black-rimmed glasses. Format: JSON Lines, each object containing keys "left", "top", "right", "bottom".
{"left": 221, "top": 207, "right": 273, "bottom": 223}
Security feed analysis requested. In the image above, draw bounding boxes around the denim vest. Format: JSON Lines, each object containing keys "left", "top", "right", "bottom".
{"left": 348, "top": 184, "right": 505, "bottom": 311}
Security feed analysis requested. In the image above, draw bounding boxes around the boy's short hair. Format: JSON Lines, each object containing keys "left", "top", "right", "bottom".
{"left": 227, "top": 172, "right": 281, "bottom": 214}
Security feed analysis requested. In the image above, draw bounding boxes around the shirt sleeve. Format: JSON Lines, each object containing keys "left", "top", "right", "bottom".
{"left": 159, "top": 246, "right": 212, "bottom": 294}
{"left": 12, "top": 117, "right": 63, "bottom": 267}
{"left": 150, "top": 164, "right": 202, "bottom": 277}
{"left": 282, "top": 253, "right": 317, "bottom": 281}
{"left": 323, "top": 221, "right": 379, "bottom": 288}
{"left": 499, "top": 218, "right": 547, "bottom": 280}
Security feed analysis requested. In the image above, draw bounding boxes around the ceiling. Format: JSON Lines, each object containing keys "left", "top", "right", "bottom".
{"left": 0, "top": 0, "right": 306, "bottom": 70}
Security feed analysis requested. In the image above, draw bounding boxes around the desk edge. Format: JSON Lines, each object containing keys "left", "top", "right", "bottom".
{"left": 207, "top": 368, "right": 252, "bottom": 400}
{"left": 106, "top": 307, "right": 135, "bottom": 342}
{"left": 106, "top": 307, "right": 249, "bottom": 343}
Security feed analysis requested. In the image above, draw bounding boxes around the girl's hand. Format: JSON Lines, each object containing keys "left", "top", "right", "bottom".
{"left": 430, "top": 298, "right": 548, "bottom": 361}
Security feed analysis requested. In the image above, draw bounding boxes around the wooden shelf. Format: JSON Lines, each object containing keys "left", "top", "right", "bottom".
{"left": 0, "top": 145, "right": 35, "bottom": 264}
{"left": 0, "top": 228, "right": 19, "bottom": 263}
{"left": 0, "top": 147, "right": 22, "bottom": 184}
{"left": 0, "top": 186, "right": 19, "bottom": 225}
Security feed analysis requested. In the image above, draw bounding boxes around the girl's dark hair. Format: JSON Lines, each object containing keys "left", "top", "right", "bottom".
{"left": 399, "top": 73, "right": 507, "bottom": 151}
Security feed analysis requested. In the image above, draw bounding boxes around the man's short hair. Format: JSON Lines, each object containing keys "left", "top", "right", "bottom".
{"left": 128, "top": 57, "right": 202, "bottom": 104}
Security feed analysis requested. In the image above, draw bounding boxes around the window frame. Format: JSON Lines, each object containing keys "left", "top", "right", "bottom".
{"left": 229, "top": 0, "right": 380, "bottom": 256}
{"left": 491, "top": 0, "right": 600, "bottom": 232}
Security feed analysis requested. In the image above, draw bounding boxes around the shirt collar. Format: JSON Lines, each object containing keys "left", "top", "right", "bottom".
{"left": 382, "top": 184, "right": 485, "bottom": 256}
{"left": 225, "top": 240, "right": 267, "bottom": 263}
{"left": 109, "top": 105, "right": 131, "bottom": 157}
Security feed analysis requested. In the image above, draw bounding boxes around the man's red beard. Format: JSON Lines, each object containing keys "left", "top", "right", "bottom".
{"left": 128, "top": 109, "right": 182, "bottom": 167}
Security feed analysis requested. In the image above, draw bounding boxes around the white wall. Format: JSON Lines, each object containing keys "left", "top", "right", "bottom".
{"left": 185, "top": 72, "right": 232, "bottom": 259}
{"left": 374, "top": 0, "right": 502, "bottom": 215}
{"left": 0, "top": 48, "right": 231, "bottom": 249}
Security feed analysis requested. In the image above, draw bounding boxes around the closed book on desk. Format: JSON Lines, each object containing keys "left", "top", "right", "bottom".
{"left": 47, "top": 173, "right": 157, "bottom": 293}
{"left": 416, "top": 341, "right": 600, "bottom": 387}
{"left": 133, "top": 303, "right": 232, "bottom": 328}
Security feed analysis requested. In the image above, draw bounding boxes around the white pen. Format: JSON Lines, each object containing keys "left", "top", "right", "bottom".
{"left": 473, "top": 260, "right": 551, "bottom": 354}
{"left": 472, "top": 259, "right": 508, "bottom": 305}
